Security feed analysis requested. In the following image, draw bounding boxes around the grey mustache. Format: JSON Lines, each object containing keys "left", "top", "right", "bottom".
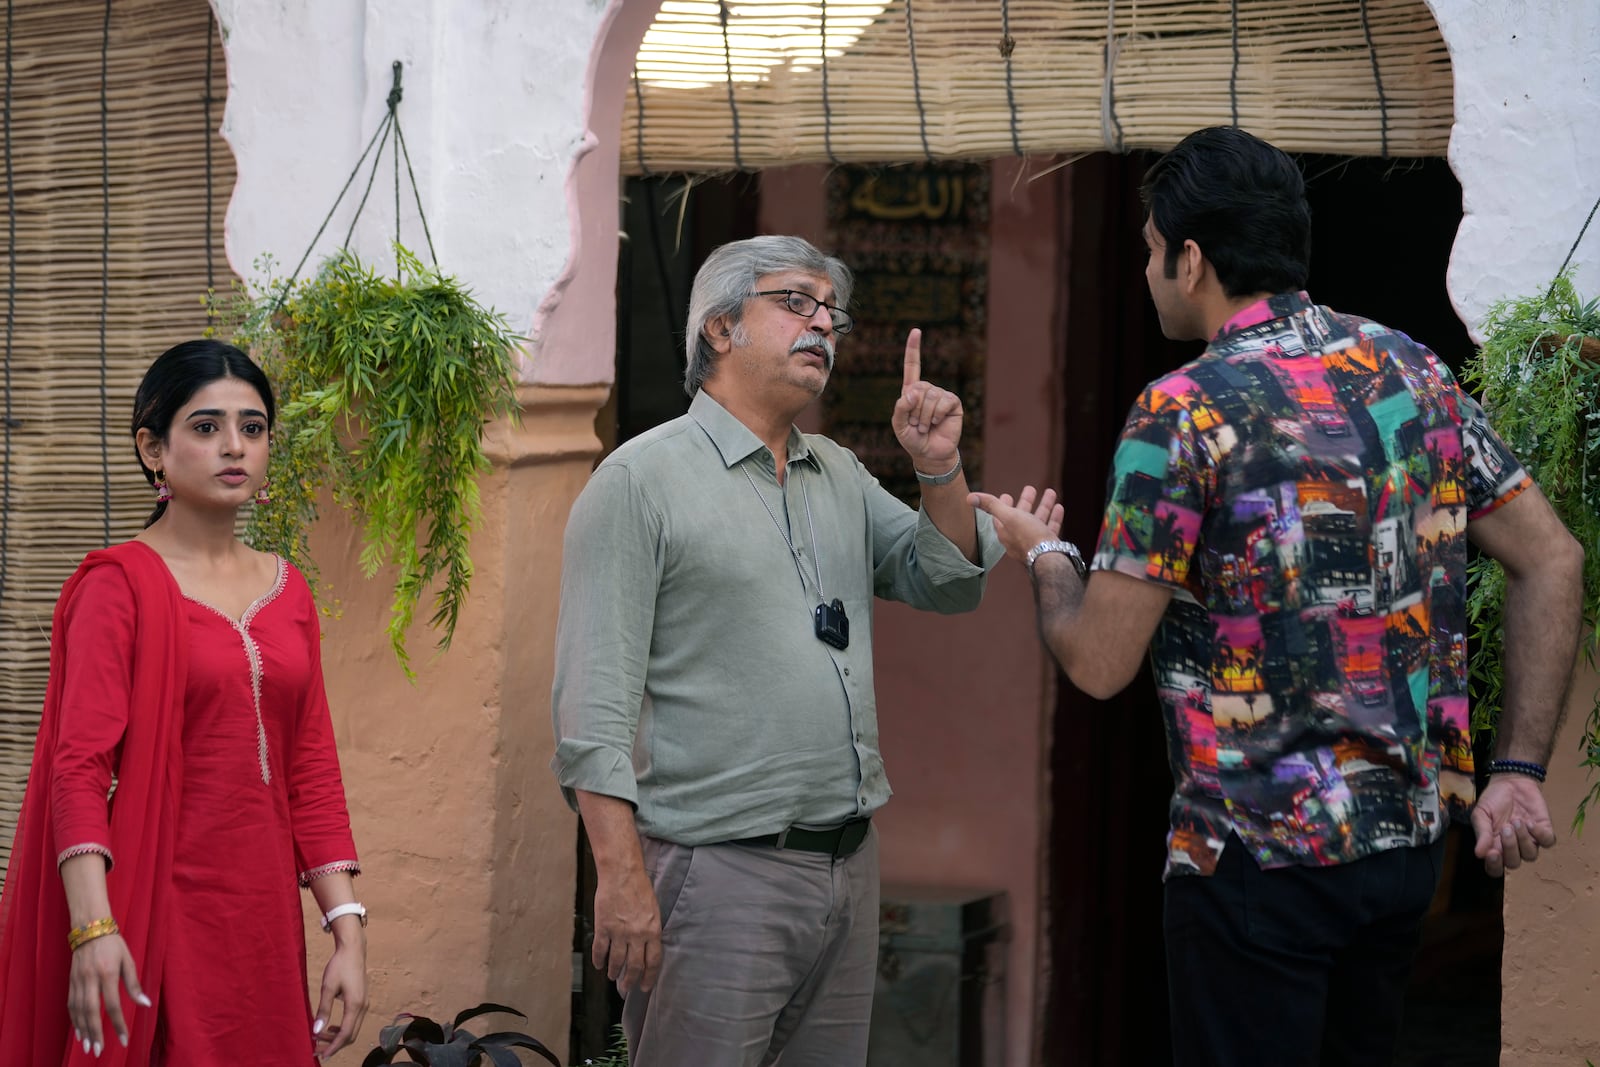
{"left": 790, "top": 332, "right": 835, "bottom": 369}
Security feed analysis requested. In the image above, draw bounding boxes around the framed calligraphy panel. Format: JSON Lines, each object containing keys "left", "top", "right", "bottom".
{"left": 824, "top": 164, "right": 989, "bottom": 505}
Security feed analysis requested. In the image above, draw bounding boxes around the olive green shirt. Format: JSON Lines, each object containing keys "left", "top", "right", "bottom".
{"left": 551, "top": 391, "right": 1002, "bottom": 845}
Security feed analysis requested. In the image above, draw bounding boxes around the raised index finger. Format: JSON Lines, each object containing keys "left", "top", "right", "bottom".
{"left": 903, "top": 328, "right": 922, "bottom": 388}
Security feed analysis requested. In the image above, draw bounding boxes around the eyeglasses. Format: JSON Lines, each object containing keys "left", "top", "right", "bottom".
{"left": 754, "top": 289, "right": 855, "bottom": 335}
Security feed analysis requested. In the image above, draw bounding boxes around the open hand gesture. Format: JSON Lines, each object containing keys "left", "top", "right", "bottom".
{"left": 891, "top": 328, "right": 963, "bottom": 470}
{"left": 1471, "top": 773, "right": 1557, "bottom": 877}
{"left": 968, "top": 486, "right": 1066, "bottom": 562}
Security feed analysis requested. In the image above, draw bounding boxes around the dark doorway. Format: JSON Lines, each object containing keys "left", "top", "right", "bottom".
{"left": 1046, "top": 150, "right": 1500, "bottom": 1067}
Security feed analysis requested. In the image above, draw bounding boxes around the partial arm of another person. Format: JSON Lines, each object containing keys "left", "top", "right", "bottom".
{"left": 551, "top": 465, "right": 666, "bottom": 994}
{"left": 970, "top": 486, "right": 1173, "bottom": 697}
{"left": 1465, "top": 484, "right": 1585, "bottom": 876}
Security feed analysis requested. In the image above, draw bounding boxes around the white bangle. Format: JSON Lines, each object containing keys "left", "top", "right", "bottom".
{"left": 321, "top": 902, "right": 368, "bottom": 932}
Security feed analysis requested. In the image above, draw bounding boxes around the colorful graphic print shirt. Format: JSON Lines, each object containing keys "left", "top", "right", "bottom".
{"left": 1093, "top": 292, "right": 1530, "bottom": 878}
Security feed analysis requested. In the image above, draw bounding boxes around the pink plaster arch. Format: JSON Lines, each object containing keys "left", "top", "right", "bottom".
{"left": 529, "top": 0, "right": 663, "bottom": 387}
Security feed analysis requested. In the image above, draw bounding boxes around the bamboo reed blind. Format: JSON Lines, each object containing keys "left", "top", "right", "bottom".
{"left": 0, "top": 0, "right": 233, "bottom": 884}
{"left": 623, "top": 0, "right": 1452, "bottom": 174}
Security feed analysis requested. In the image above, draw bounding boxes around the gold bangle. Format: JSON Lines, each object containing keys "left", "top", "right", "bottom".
{"left": 67, "top": 917, "right": 119, "bottom": 952}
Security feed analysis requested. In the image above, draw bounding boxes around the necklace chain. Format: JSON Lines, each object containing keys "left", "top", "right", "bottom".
{"left": 740, "top": 462, "right": 827, "bottom": 603}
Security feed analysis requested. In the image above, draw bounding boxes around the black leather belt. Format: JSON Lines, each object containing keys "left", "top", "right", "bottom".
{"left": 731, "top": 817, "right": 871, "bottom": 858}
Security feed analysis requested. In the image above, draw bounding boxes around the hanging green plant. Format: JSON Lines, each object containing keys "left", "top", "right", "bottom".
{"left": 1461, "top": 269, "right": 1600, "bottom": 826}
{"left": 213, "top": 245, "right": 519, "bottom": 673}
{"left": 201, "top": 60, "right": 520, "bottom": 673}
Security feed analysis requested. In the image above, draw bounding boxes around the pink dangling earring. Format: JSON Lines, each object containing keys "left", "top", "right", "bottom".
{"left": 154, "top": 470, "right": 173, "bottom": 503}
{"left": 254, "top": 477, "right": 271, "bottom": 505}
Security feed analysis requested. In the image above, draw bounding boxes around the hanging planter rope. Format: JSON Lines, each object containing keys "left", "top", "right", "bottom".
{"left": 278, "top": 61, "right": 438, "bottom": 304}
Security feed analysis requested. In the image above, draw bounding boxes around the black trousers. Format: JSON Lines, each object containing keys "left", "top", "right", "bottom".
{"left": 1164, "top": 832, "right": 1446, "bottom": 1067}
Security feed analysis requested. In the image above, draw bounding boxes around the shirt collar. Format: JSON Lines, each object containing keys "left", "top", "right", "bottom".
{"left": 689, "top": 390, "right": 814, "bottom": 471}
{"left": 1211, "top": 290, "right": 1315, "bottom": 343}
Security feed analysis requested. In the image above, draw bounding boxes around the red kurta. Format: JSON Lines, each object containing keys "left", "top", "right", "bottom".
{"left": 0, "top": 541, "right": 358, "bottom": 1066}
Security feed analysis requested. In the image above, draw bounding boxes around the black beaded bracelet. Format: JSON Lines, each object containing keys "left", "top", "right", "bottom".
{"left": 1486, "top": 758, "right": 1548, "bottom": 783}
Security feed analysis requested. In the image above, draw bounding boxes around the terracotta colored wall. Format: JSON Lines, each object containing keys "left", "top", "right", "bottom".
{"left": 762, "top": 158, "right": 1064, "bottom": 1066}
{"left": 298, "top": 385, "right": 606, "bottom": 1047}
{"left": 1500, "top": 662, "right": 1600, "bottom": 1065}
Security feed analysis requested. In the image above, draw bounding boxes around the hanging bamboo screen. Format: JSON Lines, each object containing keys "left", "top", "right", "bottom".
{"left": 623, "top": 0, "right": 1452, "bottom": 174}
{"left": 0, "top": 0, "right": 233, "bottom": 886}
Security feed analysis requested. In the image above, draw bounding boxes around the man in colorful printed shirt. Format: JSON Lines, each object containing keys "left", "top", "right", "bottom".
{"left": 973, "top": 127, "right": 1584, "bottom": 1066}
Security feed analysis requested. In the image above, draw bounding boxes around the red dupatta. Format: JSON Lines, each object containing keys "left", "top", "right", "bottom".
{"left": 0, "top": 541, "right": 188, "bottom": 1066}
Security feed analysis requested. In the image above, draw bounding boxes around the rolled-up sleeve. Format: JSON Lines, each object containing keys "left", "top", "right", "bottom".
{"left": 862, "top": 467, "right": 1002, "bottom": 612}
{"left": 1455, "top": 386, "right": 1531, "bottom": 519}
{"left": 551, "top": 463, "right": 663, "bottom": 809}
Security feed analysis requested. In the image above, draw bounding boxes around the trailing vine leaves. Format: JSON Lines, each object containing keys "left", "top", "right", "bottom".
{"left": 213, "top": 246, "right": 519, "bottom": 675}
{"left": 1461, "top": 269, "right": 1600, "bottom": 828}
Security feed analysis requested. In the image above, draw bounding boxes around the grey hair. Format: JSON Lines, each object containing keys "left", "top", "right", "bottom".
{"left": 683, "top": 235, "right": 853, "bottom": 397}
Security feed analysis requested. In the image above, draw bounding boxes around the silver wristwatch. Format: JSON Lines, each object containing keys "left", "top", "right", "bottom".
{"left": 1025, "top": 539, "right": 1088, "bottom": 579}
{"left": 914, "top": 453, "right": 963, "bottom": 486}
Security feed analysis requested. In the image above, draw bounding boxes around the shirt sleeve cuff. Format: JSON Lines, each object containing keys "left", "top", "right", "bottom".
{"left": 911, "top": 508, "right": 1003, "bottom": 582}
{"left": 551, "top": 740, "right": 639, "bottom": 812}
{"left": 1092, "top": 553, "right": 1192, "bottom": 591}
{"left": 57, "top": 842, "right": 114, "bottom": 872}
{"left": 1467, "top": 473, "right": 1532, "bottom": 521}
{"left": 299, "top": 859, "right": 362, "bottom": 888}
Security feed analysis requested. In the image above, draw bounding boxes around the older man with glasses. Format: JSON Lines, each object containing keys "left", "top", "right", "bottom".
{"left": 552, "top": 234, "right": 1007, "bottom": 1066}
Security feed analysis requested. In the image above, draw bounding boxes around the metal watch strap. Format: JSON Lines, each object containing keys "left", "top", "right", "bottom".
{"left": 1026, "top": 539, "right": 1087, "bottom": 578}
{"left": 914, "top": 453, "right": 962, "bottom": 486}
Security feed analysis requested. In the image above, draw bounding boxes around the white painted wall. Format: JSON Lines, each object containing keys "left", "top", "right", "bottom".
{"left": 212, "top": 0, "right": 610, "bottom": 380}
{"left": 1428, "top": 0, "right": 1600, "bottom": 333}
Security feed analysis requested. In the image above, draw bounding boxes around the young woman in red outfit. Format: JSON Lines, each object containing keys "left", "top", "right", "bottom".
{"left": 0, "top": 340, "right": 368, "bottom": 1064}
